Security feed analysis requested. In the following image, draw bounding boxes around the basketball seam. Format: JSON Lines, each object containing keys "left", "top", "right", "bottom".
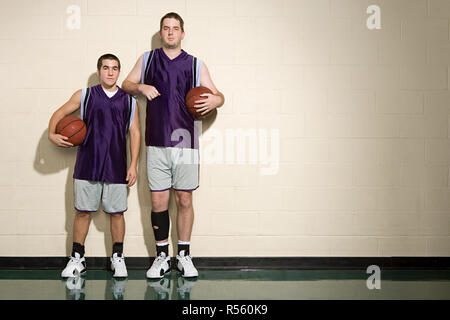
{"left": 57, "top": 119, "right": 81, "bottom": 134}
{"left": 67, "top": 123, "right": 86, "bottom": 139}
{"left": 65, "top": 123, "right": 86, "bottom": 140}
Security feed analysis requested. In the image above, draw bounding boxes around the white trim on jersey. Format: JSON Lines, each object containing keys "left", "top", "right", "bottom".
{"left": 80, "top": 88, "right": 87, "bottom": 121}
{"left": 195, "top": 59, "right": 203, "bottom": 87}
{"left": 128, "top": 96, "right": 137, "bottom": 129}
{"left": 141, "top": 50, "right": 155, "bottom": 84}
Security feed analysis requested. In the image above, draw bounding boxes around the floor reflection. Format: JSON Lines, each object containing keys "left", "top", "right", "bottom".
{"left": 0, "top": 269, "right": 448, "bottom": 300}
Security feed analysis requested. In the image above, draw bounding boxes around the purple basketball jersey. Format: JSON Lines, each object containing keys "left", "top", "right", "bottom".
{"left": 73, "top": 84, "right": 136, "bottom": 184}
{"left": 141, "top": 48, "right": 202, "bottom": 149}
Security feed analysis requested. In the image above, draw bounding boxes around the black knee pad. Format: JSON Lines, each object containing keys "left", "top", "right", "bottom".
{"left": 151, "top": 210, "right": 169, "bottom": 241}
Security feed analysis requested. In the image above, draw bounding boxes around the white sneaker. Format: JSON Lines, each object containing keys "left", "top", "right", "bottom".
{"left": 61, "top": 252, "right": 86, "bottom": 278}
{"left": 111, "top": 253, "right": 128, "bottom": 278}
{"left": 146, "top": 252, "right": 171, "bottom": 279}
{"left": 176, "top": 250, "right": 198, "bottom": 278}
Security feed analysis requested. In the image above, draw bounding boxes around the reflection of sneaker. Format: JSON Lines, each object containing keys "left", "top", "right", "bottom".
{"left": 147, "top": 278, "right": 170, "bottom": 300}
{"left": 177, "top": 275, "right": 198, "bottom": 300}
{"left": 111, "top": 278, "right": 127, "bottom": 300}
{"left": 63, "top": 276, "right": 86, "bottom": 300}
{"left": 176, "top": 250, "right": 198, "bottom": 278}
{"left": 146, "top": 252, "right": 171, "bottom": 279}
{"left": 61, "top": 252, "right": 86, "bottom": 278}
{"left": 110, "top": 253, "right": 128, "bottom": 278}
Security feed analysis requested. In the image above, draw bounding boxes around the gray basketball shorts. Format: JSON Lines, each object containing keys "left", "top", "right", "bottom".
{"left": 146, "top": 146, "right": 199, "bottom": 192}
{"left": 74, "top": 179, "right": 128, "bottom": 214}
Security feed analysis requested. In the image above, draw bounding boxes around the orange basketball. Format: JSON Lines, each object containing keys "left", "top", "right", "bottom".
{"left": 185, "top": 86, "right": 213, "bottom": 119}
{"left": 56, "top": 115, "right": 86, "bottom": 146}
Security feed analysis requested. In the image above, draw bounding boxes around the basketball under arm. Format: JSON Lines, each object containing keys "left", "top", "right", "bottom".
{"left": 48, "top": 89, "right": 82, "bottom": 135}
{"left": 199, "top": 63, "right": 225, "bottom": 108}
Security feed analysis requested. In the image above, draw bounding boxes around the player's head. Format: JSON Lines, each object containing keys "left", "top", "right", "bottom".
{"left": 96, "top": 53, "right": 121, "bottom": 88}
{"left": 159, "top": 12, "right": 185, "bottom": 49}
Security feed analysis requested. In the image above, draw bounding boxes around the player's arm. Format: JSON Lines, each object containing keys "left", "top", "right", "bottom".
{"left": 48, "top": 89, "right": 82, "bottom": 147}
{"left": 196, "top": 63, "right": 225, "bottom": 115}
{"left": 126, "top": 103, "right": 141, "bottom": 187}
{"left": 122, "top": 54, "right": 161, "bottom": 101}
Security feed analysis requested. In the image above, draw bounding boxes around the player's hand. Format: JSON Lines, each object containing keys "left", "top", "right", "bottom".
{"left": 126, "top": 166, "right": 138, "bottom": 187}
{"left": 194, "top": 93, "right": 220, "bottom": 116}
{"left": 139, "top": 84, "right": 161, "bottom": 101}
{"left": 48, "top": 132, "right": 74, "bottom": 148}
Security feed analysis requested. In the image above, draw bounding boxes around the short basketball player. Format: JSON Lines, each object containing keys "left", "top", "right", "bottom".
{"left": 122, "top": 12, "right": 224, "bottom": 278}
{"left": 48, "top": 54, "right": 141, "bottom": 278}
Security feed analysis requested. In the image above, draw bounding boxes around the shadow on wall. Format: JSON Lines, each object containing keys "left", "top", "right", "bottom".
{"left": 34, "top": 116, "right": 78, "bottom": 257}
{"left": 34, "top": 72, "right": 105, "bottom": 257}
{"left": 33, "top": 31, "right": 218, "bottom": 259}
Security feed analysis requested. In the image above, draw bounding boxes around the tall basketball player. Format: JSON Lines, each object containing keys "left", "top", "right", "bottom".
{"left": 122, "top": 12, "right": 224, "bottom": 278}
{"left": 48, "top": 54, "right": 141, "bottom": 278}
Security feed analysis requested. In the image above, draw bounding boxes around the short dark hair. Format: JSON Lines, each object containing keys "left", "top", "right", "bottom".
{"left": 97, "top": 53, "right": 121, "bottom": 70}
{"left": 160, "top": 12, "right": 184, "bottom": 32}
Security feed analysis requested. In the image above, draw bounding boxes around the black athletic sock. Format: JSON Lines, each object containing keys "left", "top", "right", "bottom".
{"left": 112, "top": 242, "right": 123, "bottom": 256}
{"left": 178, "top": 243, "right": 190, "bottom": 256}
{"left": 72, "top": 242, "right": 85, "bottom": 258}
{"left": 156, "top": 244, "right": 169, "bottom": 257}
{"left": 156, "top": 243, "right": 169, "bottom": 257}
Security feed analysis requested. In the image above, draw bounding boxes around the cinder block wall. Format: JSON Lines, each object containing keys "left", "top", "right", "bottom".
{"left": 0, "top": 0, "right": 449, "bottom": 257}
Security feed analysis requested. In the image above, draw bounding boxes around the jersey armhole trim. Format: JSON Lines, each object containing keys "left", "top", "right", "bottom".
{"left": 141, "top": 50, "right": 155, "bottom": 84}
{"left": 80, "top": 87, "right": 90, "bottom": 122}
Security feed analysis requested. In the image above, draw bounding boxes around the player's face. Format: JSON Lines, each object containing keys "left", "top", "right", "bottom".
{"left": 159, "top": 18, "right": 185, "bottom": 49}
{"left": 97, "top": 59, "right": 120, "bottom": 88}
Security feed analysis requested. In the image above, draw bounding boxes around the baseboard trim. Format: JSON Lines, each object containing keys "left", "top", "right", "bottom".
{"left": 0, "top": 257, "right": 449, "bottom": 270}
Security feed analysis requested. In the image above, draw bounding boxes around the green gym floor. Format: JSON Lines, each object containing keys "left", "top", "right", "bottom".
{"left": 0, "top": 269, "right": 449, "bottom": 300}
